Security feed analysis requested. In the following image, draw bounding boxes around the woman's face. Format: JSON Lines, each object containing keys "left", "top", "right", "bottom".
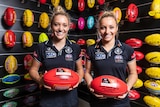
{"left": 99, "top": 16, "right": 118, "bottom": 42}
{"left": 51, "top": 14, "right": 70, "bottom": 40}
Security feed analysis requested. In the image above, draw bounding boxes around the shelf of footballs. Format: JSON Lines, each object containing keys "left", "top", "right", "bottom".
{"left": 0, "top": 0, "right": 52, "bottom": 107}
{"left": 110, "top": 0, "right": 160, "bottom": 107}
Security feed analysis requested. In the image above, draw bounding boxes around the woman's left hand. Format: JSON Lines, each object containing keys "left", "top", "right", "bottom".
{"left": 68, "top": 81, "right": 79, "bottom": 91}
{"left": 114, "top": 92, "right": 129, "bottom": 100}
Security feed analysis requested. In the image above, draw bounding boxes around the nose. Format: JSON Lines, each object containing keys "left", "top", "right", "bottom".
{"left": 59, "top": 25, "right": 63, "bottom": 31}
{"left": 104, "top": 27, "right": 109, "bottom": 34}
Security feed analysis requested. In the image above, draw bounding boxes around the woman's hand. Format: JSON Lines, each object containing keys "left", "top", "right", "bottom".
{"left": 88, "top": 85, "right": 107, "bottom": 99}
{"left": 115, "top": 90, "right": 129, "bottom": 100}
{"left": 93, "top": 93, "right": 108, "bottom": 99}
{"left": 39, "top": 71, "right": 56, "bottom": 91}
{"left": 43, "top": 84, "right": 56, "bottom": 91}
{"left": 68, "top": 82, "right": 79, "bottom": 91}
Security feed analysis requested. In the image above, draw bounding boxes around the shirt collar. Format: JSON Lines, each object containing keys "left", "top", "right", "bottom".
{"left": 44, "top": 39, "right": 72, "bottom": 47}
{"left": 95, "top": 39, "right": 122, "bottom": 49}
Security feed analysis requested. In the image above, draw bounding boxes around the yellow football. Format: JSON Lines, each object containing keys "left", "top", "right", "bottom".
{"left": 144, "top": 79, "right": 160, "bottom": 95}
{"left": 87, "top": 0, "right": 95, "bottom": 8}
{"left": 39, "top": 12, "right": 49, "bottom": 29}
{"left": 148, "top": 0, "right": 160, "bottom": 19}
{"left": 51, "top": 0, "right": 60, "bottom": 7}
{"left": 145, "top": 67, "right": 160, "bottom": 79}
{"left": 5, "top": 55, "right": 18, "bottom": 74}
{"left": 143, "top": 95, "right": 160, "bottom": 107}
{"left": 113, "top": 7, "right": 122, "bottom": 23}
{"left": 23, "top": 9, "right": 34, "bottom": 27}
{"left": 22, "top": 31, "right": 33, "bottom": 48}
{"left": 133, "top": 78, "right": 143, "bottom": 88}
{"left": 145, "top": 52, "right": 160, "bottom": 64}
{"left": 144, "top": 34, "right": 160, "bottom": 46}
{"left": 86, "top": 39, "right": 95, "bottom": 46}
{"left": 65, "top": 0, "right": 72, "bottom": 10}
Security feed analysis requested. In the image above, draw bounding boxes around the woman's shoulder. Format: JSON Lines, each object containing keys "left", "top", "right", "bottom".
{"left": 86, "top": 44, "right": 96, "bottom": 52}
{"left": 121, "top": 42, "right": 133, "bottom": 48}
{"left": 36, "top": 41, "right": 49, "bottom": 49}
{"left": 67, "top": 40, "right": 81, "bottom": 50}
{"left": 121, "top": 42, "right": 134, "bottom": 51}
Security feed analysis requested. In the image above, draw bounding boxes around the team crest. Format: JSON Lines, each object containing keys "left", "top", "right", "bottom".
{"left": 65, "top": 46, "right": 73, "bottom": 54}
{"left": 114, "top": 47, "right": 122, "bottom": 55}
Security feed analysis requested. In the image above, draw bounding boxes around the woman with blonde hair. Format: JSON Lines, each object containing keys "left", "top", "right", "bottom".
{"left": 29, "top": 6, "right": 84, "bottom": 107}
{"left": 84, "top": 10, "right": 137, "bottom": 107}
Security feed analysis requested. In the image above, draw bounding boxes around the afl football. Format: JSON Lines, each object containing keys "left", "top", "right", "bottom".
{"left": 43, "top": 68, "right": 79, "bottom": 90}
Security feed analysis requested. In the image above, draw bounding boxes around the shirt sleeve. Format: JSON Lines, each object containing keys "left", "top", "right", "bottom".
{"left": 33, "top": 44, "right": 43, "bottom": 63}
{"left": 74, "top": 44, "right": 82, "bottom": 60}
{"left": 86, "top": 46, "right": 93, "bottom": 61}
{"left": 127, "top": 45, "right": 136, "bottom": 62}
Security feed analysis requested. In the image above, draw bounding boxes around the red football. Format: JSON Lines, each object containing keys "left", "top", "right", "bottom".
{"left": 97, "top": 0, "right": 105, "bottom": 5}
{"left": 70, "top": 22, "right": 76, "bottom": 30}
{"left": 134, "top": 51, "right": 144, "bottom": 61}
{"left": 43, "top": 68, "right": 79, "bottom": 90}
{"left": 24, "top": 54, "right": 33, "bottom": 70}
{"left": 136, "top": 66, "right": 142, "bottom": 74}
{"left": 125, "top": 38, "right": 142, "bottom": 48}
{"left": 4, "top": 30, "right": 16, "bottom": 48}
{"left": 128, "top": 90, "right": 140, "bottom": 100}
{"left": 77, "top": 38, "right": 86, "bottom": 45}
{"left": 78, "top": 0, "right": 85, "bottom": 12}
{"left": 91, "top": 75, "right": 128, "bottom": 97}
{"left": 39, "top": 0, "right": 46, "bottom": 4}
{"left": 126, "top": 3, "right": 138, "bottom": 22}
{"left": 4, "top": 7, "right": 16, "bottom": 26}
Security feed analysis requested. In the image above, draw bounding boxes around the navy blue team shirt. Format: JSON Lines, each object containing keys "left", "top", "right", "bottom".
{"left": 86, "top": 40, "right": 135, "bottom": 107}
{"left": 33, "top": 39, "right": 81, "bottom": 107}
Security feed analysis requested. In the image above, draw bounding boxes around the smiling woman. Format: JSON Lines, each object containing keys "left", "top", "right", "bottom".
{"left": 84, "top": 10, "right": 138, "bottom": 107}
{"left": 29, "top": 5, "right": 84, "bottom": 107}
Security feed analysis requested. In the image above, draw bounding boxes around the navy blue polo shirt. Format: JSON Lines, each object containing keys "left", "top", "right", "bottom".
{"left": 33, "top": 39, "right": 81, "bottom": 72}
{"left": 33, "top": 39, "right": 81, "bottom": 107}
{"left": 86, "top": 40, "right": 135, "bottom": 107}
{"left": 86, "top": 40, "right": 135, "bottom": 82}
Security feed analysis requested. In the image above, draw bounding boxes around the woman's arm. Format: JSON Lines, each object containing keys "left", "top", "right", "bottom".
{"left": 68, "top": 57, "right": 84, "bottom": 90}
{"left": 84, "top": 59, "right": 93, "bottom": 87}
{"left": 127, "top": 58, "right": 138, "bottom": 91}
{"left": 29, "top": 58, "right": 42, "bottom": 85}
{"left": 117, "top": 58, "right": 138, "bottom": 99}
{"left": 76, "top": 57, "right": 84, "bottom": 84}
{"left": 84, "top": 59, "right": 107, "bottom": 99}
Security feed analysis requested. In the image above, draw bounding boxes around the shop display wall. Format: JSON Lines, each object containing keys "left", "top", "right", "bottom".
{"left": 0, "top": 0, "right": 50, "bottom": 106}
{"left": 0, "top": 0, "right": 160, "bottom": 107}
{"left": 115, "top": 0, "right": 160, "bottom": 107}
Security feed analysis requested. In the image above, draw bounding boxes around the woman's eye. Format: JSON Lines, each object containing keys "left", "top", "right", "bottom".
{"left": 110, "top": 26, "right": 114, "bottom": 29}
{"left": 100, "top": 26, "right": 105, "bottom": 29}
{"left": 53, "top": 23, "right": 58, "bottom": 26}
{"left": 63, "top": 24, "right": 68, "bottom": 27}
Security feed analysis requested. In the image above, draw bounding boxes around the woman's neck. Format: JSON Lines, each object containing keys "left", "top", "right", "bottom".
{"left": 52, "top": 37, "right": 66, "bottom": 51}
{"left": 102, "top": 39, "right": 115, "bottom": 52}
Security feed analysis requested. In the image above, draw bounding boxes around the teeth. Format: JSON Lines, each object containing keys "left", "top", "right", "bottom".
{"left": 105, "top": 34, "right": 112, "bottom": 37}
{"left": 104, "top": 35, "right": 110, "bottom": 37}
{"left": 57, "top": 32, "right": 63, "bottom": 35}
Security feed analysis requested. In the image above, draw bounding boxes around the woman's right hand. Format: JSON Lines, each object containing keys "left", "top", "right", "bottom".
{"left": 40, "top": 71, "right": 56, "bottom": 91}
{"left": 88, "top": 85, "right": 107, "bottom": 99}
{"left": 43, "top": 84, "right": 56, "bottom": 91}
